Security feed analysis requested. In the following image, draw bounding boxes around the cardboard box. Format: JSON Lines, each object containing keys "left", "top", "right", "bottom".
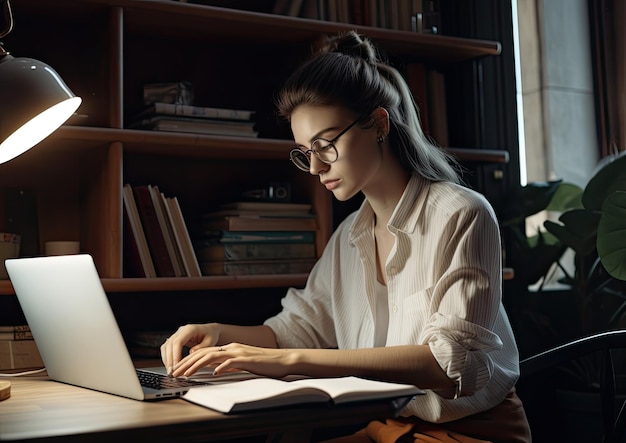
{"left": 0, "top": 340, "right": 43, "bottom": 370}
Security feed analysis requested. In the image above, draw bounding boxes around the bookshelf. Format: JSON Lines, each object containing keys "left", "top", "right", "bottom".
{"left": 0, "top": 0, "right": 513, "bottom": 326}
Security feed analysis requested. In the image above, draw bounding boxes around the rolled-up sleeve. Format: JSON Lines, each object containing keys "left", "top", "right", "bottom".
{"left": 419, "top": 201, "right": 505, "bottom": 396}
{"left": 424, "top": 313, "right": 502, "bottom": 397}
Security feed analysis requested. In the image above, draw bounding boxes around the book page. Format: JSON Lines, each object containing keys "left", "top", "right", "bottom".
{"left": 292, "top": 376, "right": 423, "bottom": 404}
{"left": 181, "top": 376, "right": 423, "bottom": 413}
{"left": 182, "top": 378, "right": 330, "bottom": 413}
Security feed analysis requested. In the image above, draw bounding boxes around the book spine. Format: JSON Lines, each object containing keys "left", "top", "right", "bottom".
{"left": 152, "top": 103, "right": 254, "bottom": 121}
{"left": 204, "top": 216, "right": 317, "bottom": 232}
{"left": 150, "top": 186, "right": 184, "bottom": 277}
{"left": 123, "top": 201, "right": 148, "bottom": 278}
{"left": 0, "top": 324, "right": 30, "bottom": 332}
{"left": 165, "top": 196, "right": 202, "bottom": 277}
{"left": 133, "top": 185, "right": 176, "bottom": 277}
{"left": 207, "top": 231, "right": 316, "bottom": 244}
{"left": 405, "top": 63, "right": 430, "bottom": 134}
{"left": 426, "top": 68, "right": 449, "bottom": 147}
{"left": 123, "top": 184, "right": 157, "bottom": 278}
{"left": 201, "top": 259, "right": 316, "bottom": 276}
{"left": 197, "top": 243, "right": 316, "bottom": 261}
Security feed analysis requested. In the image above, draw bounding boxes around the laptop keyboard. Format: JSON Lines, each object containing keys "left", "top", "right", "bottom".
{"left": 136, "top": 369, "right": 205, "bottom": 390}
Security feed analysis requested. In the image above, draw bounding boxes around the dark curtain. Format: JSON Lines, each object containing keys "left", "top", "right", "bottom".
{"left": 589, "top": 0, "right": 626, "bottom": 157}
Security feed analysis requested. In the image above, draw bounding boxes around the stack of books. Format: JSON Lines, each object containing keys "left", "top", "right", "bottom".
{"left": 128, "top": 102, "right": 258, "bottom": 138}
{"left": 123, "top": 184, "right": 202, "bottom": 278}
{"left": 0, "top": 324, "right": 43, "bottom": 371}
{"left": 197, "top": 201, "right": 318, "bottom": 276}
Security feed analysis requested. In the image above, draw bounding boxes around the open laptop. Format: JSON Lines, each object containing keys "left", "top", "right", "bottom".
{"left": 5, "top": 254, "right": 210, "bottom": 400}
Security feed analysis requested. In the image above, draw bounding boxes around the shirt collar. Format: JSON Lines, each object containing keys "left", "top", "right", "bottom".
{"left": 349, "top": 174, "right": 431, "bottom": 244}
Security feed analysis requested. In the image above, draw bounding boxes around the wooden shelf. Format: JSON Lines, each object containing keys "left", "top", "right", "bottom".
{"left": 50, "top": 126, "right": 293, "bottom": 160}
{"left": 16, "top": 0, "right": 500, "bottom": 64}
{"left": 0, "top": 274, "right": 308, "bottom": 295}
{"left": 50, "top": 126, "right": 509, "bottom": 163}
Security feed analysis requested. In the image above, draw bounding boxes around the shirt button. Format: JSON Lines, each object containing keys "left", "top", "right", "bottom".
{"left": 392, "top": 305, "right": 398, "bottom": 313}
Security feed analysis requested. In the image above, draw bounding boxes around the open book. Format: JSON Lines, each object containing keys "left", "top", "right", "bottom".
{"left": 181, "top": 376, "right": 424, "bottom": 413}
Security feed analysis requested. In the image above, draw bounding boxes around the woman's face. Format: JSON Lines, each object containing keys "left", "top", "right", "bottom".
{"left": 290, "top": 105, "right": 383, "bottom": 201}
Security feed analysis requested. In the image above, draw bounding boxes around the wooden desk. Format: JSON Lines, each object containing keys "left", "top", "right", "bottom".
{"left": 0, "top": 375, "right": 408, "bottom": 443}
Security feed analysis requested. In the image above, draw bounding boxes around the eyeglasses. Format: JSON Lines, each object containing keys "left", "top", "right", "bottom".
{"left": 289, "top": 116, "right": 362, "bottom": 172}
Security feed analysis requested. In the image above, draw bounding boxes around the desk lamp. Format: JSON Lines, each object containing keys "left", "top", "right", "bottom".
{"left": 0, "top": 0, "right": 81, "bottom": 164}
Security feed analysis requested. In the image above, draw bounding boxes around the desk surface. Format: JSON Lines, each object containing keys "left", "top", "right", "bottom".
{"left": 0, "top": 375, "right": 406, "bottom": 443}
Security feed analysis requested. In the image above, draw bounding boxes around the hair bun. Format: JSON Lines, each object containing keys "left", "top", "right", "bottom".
{"left": 316, "top": 31, "right": 379, "bottom": 65}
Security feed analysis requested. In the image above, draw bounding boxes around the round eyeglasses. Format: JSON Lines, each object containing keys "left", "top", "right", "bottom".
{"left": 289, "top": 117, "right": 362, "bottom": 172}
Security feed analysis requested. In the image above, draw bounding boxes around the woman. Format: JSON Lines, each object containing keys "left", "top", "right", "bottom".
{"left": 161, "top": 31, "right": 531, "bottom": 443}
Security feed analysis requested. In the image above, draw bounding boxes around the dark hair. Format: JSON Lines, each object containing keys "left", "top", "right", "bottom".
{"left": 276, "top": 31, "right": 461, "bottom": 184}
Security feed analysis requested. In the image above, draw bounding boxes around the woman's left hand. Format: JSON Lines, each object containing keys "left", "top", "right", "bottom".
{"left": 170, "top": 342, "right": 294, "bottom": 378}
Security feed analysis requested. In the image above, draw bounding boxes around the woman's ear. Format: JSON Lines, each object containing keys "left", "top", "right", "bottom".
{"left": 371, "top": 107, "right": 390, "bottom": 138}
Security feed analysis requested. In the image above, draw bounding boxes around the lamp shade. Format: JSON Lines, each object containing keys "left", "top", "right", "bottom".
{"left": 0, "top": 54, "right": 82, "bottom": 164}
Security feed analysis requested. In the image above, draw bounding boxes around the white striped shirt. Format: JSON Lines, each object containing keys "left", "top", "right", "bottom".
{"left": 264, "top": 174, "right": 520, "bottom": 423}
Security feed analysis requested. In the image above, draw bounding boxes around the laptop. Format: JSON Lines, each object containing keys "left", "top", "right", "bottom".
{"left": 5, "top": 253, "right": 209, "bottom": 400}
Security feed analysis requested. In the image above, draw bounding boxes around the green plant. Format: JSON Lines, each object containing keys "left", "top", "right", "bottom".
{"left": 501, "top": 152, "right": 626, "bottom": 339}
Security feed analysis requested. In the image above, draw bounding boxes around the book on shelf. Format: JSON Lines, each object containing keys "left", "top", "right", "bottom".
{"left": 426, "top": 68, "right": 449, "bottom": 147}
{"left": 0, "top": 324, "right": 30, "bottom": 332}
{"left": 273, "top": 0, "right": 304, "bottom": 16}
{"left": 218, "top": 201, "right": 312, "bottom": 215}
{"left": 196, "top": 242, "right": 316, "bottom": 262}
{"left": 204, "top": 231, "right": 316, "bottom": 244}
{"left": 123, "top": 207, "right": 145, "bottom": 278}
{"left": 182, "top": 375, "right": 424, "bottom": 414}
{"left": 138, "top": 102, "right": 255, "bottom": 121}
{"left": 203, "top": 215, "right": 317, "bottom": 232}
{"left": 133, "top": 185, "right": 176, "bottom": 277}
{"left": 0, "top": 339, "right": 43, "bottom": 370}
{"left": 405, "top": 62, "right": 430, "bottom": 134}
{"left": 0, "top": 330, "right": 33, "bottom": 340}
{"left": 200, "top": 258, "right": 316, "bottom": 276}
{"left": 123, "top": 184, "right": 157, "bottom": 278}
{"left": 123, "top": 184, "right": 201, "bottom": 278}
{"left": 149, "top": 185, "right": 185, "bottom": 277}
{"left": 129, "top": 115, "right": 258, "bottom": 138}
{"left": 163, "top": 195, "right": 202, "bottom": 277}
{"left": 205, "top": 209, "right": 315, "bottom": 218}
{"left": 299, "top": 0, "right": 420, "bottom": 29}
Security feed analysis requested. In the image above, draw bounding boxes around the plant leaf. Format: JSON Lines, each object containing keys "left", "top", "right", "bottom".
{"left": 500, "top": 180, "right": 563, "bottom": 226}
{"left": 583, "top": 152, "right": 626, "bottom": 212}
{"left": 544, "top": 209, "right": 600, "bottom": 256}
{"left": 546, "top": 183, "right": 583, "bottom": 212}
{"left": 597, "top": 191, "right": 626, "bottom": 281}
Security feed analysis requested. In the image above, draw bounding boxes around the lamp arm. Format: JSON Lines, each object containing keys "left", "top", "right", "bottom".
{"left": 0, "top": 0, "right": 13, "bottom": 40}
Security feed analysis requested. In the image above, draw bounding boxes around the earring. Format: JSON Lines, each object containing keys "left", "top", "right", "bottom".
{"left": 376, "top": 135, "right": 385, "bottom": 144}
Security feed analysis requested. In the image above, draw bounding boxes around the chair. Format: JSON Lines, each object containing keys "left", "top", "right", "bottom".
{"left": 518, "top": 330, "right": 626, "bottom": 443}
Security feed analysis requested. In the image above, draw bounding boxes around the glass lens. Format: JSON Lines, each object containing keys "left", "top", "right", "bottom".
{"left": 289, "top": 149, "right": 310, "bottom": 171}
{"left": 311, "top": 140, "right": 338, "bottom": 163}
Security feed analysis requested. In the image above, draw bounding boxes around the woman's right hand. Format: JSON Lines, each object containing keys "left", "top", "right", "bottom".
{"left": 160, "top": 323, "right": 219, "bottom": 374}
